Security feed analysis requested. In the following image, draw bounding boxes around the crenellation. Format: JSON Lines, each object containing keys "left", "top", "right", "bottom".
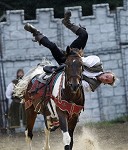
{"left": 37, "top": 7, "right": 55, "bottom": 20}
{"left": 6, "top": 10, "right": 24, "bottom": 24}
{"left": 64, "top": 6, "right": 82, "bottom": 18}
{"left": 93, "top": 4, "right": 109, "bottom": 17}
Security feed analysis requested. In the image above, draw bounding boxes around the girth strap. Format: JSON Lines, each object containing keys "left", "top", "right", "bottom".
{"left": 50, "top": 95, "right": 84, "bottom": 116}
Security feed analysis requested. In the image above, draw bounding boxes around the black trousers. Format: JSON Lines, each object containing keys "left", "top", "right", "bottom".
{"left": 40, "top": 28, "right": 88, "bottom": 65}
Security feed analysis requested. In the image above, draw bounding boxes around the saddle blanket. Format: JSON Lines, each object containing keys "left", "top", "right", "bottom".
{"left": 25, "top": 72, "right": 62, "bottom": 112}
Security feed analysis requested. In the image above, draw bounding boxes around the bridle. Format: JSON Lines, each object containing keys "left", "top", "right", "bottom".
{"left": 64, "top": 51, "right": 84, "bottom": 92}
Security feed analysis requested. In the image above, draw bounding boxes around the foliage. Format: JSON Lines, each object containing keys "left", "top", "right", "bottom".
{"left": 0, "top": 0, "right": 123, "bottom": 20}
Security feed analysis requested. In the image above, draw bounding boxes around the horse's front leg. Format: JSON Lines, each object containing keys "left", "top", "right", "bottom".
{"left": 57, "top": 108, "right": 71, "bottom": 150}
{"left": 68, "top": 115, "right": 78, "bottom": 150}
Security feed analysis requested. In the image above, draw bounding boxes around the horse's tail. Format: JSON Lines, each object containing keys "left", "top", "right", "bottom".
{"left": 13, "top": 65, "right": 45, "bottom": 98}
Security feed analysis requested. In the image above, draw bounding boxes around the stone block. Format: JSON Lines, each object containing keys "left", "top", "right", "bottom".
{"left": 112, "top": 69, "right": 123, "bottom": 78}
{"left": 101, "top": 87, "right": 114, "bottom": 97}
{"left": 100, "top": 24, "right": 115, "bottom": 33}
{"left": 92, "top": 108, "right": 100, "bottom": 117}
{"left": 116, "top": 105, "right": 126, "bottom": 113}
{"left": 5, "top": 40, "right": 18, "bottom": 50}
{"left": 18, "top": 39, "right": 34, "bottom": 49}
{"left": 103, "top": 60, "right": 118, "bottom": 69}
{"left": 4, "top": 62, "right": 14, "bottom": 68}
{"left": 113, "top": 87, "right": 125, "bottom": 96}
{"left": 10, "top": 30, "right": 26, "bottom": 39}
{"left": 100, "top": 54, "right": 111, "bottom": 61}
{"left": 85, "top": 99, "right": 99, "bottom": 109}
{"left": 86, "top": 25, "right": 100, "bottom": 34}
{"left": 92, "top": 33, "right": 108, "bottom": 43}
{"left": 103, "top": 106, "right": 116, "bottom": 115}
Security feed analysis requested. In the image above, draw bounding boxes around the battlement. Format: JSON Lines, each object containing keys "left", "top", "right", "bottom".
{"left": 1, "top": 2, "right": 127, "bottom": 56}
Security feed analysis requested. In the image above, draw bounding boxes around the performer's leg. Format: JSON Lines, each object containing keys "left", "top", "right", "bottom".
{"left": 62, "top": 11, "right": 88, "bottom": 50}
{"left": 24, "top": 24, "right": 66, "bottom": 64}
{"left": 40, "top": 36, "right": 66, "bottom": 64}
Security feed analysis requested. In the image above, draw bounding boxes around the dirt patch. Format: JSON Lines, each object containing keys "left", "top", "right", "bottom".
{"left": 0, "top": 122, "right": 128, "bottom": 150}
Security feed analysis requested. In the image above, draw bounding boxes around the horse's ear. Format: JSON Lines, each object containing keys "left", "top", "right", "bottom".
{"left": 66, "top": 46, "right": 71, "bottom": 55}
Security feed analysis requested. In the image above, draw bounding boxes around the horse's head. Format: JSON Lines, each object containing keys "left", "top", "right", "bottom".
{"left": 65, "top": 47, "right": 84, "bottom": 93}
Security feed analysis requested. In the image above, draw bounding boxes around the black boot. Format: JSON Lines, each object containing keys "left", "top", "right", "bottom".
{"left": 24, "top": 23, "right": 44, "bottom": 43}
{"left": 24, "top": 23, "right": 66, "bottom": 64}
{"left": 62, "top": 10, "right": 80, "bottom": 34}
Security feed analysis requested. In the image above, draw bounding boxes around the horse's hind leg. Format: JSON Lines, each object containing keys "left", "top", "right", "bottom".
{"left": 43, "top": 116, "right": 52, "bottom": 150}
{"left": 43, "top": 127, "right": 50, "bottom": 150}
{"left": 25, "top": 105, "right": 37, "bottom": 149}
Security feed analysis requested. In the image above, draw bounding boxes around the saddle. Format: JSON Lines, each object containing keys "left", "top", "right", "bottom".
{"left": 43, "top": 64, "right": 66, "bottom": 74}
{"left": 43, "top": 65, "right": 58, "bottom": 74}
{"left": 27, "top": 64, "right": 65, "bottom": 113}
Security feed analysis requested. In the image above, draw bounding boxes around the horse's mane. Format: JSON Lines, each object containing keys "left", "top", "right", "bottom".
{"left": 13, "top": 58, "right": 52, "bottom": 99}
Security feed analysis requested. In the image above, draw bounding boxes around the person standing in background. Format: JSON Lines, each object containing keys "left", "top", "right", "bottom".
{"left": 6, "top": 69, "right": 26, "bottom": 135}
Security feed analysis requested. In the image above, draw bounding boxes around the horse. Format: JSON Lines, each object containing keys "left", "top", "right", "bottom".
{"left": 16, "top": 47, "right": 85, "bottom": 150}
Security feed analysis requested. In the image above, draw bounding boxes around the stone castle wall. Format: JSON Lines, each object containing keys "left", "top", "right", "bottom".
{"left": 0, "top": 0, "right": 128, "bottom": 129}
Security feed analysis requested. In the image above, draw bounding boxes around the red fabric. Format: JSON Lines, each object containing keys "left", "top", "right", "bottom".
{"left": 51, "top": 95, "right": 84, "bottom": 116}
{"left": 26, "top": 75, "right": 56, "bottom": 113}
{"left": 52, "top": 121, "right": 60, "bottom": 126}
{"left": 28, "top": 80, "right": 46, "bottom": 100}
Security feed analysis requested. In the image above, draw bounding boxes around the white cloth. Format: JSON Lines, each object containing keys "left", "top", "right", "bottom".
{"left": 6, "top": 82, "right": 14, "bottom": 106}
{"left": 82, "top": 55, "right": 100, "bottom": 67}
{"left": 81, "top": 55, "right": 103, "bottom": 92}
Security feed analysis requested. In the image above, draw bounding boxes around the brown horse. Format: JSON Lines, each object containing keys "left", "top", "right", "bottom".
{"left": 23, "top": 47, "right": 84, "bottom": 150}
